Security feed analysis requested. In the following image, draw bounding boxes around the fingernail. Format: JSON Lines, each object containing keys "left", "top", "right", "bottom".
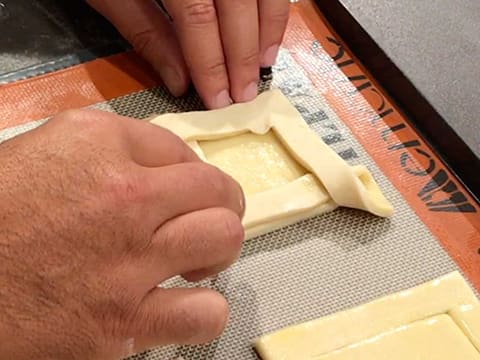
{"left": 262, "top": 44, "right": 280, "bottom": 67}
{"left": 241, "top": 82, "right": 258, "bottom": 102}
{"left": 210, "top": 90, "right": 233, "bottom": 109}
{"left": 160, "top": 67, "right": 184, "bottom": 97}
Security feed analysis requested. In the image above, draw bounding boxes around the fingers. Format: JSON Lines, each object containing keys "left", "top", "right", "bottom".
{"left": 87, "top": 0, "right": 189, "bottom": 96}
{"left": 258, "top": 0, "right": 290, "bottom": 67}
{"left": 147, "top": 207, "right": 244, "bottom": 282}
{"left": 88, "top": 0, "right": 290, "bottom": 104}
{"left": 215, "top": 0, "right": 260, "bottom": 103}
{"left": 140, "top": 162, "right": 245, "bottom": 228}
{"left": 163, "top": 0, "right": 231, "bottom": 109}
{"left": 132, "top": 287, "right": 228, "bottom": 351}
{"left": 119, "top": 117, "right": 200, "bottom": 167}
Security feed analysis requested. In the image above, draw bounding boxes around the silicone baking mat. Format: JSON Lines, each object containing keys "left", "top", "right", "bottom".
{"left": 0, "top": 2, "right": 479, "bottom": 359}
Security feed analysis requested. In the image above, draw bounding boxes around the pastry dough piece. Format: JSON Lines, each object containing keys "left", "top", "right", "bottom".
{"left": 451, "top": 304, "right": 480, "bottom": 352}
{"left": 243, "top": 174, "right": 333, "bottom": 238}
{"left": 150, "top": 90, "right": 393, "bottom": 239}
{"left": 254, "top": 272, "right": 479, "bottom": 360}
{"left": 316, "top": 315, "right": 480, "bottom": 360}
{"left": 199, "top": 132, "right": 307, "bottom": 195}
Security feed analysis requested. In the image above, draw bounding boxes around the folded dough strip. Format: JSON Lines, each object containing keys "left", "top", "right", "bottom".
{"left": 150, "top": 90, "right": 393, "bottom": 217}
{"left": 450, "top": 304, "right": 480, "bottom": 352}
{"left": 265, "top": 91, "right": 393, "bottom": 217}
{"left": 314, "top": 315, "right": 480, "bottom": 360}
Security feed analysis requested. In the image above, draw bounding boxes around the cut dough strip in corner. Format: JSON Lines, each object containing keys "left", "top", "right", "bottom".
{"left": 254, "top": 271, "right": 479, "bottom": 360}
{"left": 149, "top": 90, "right": 394, "bottom": 239}
{"left": 315, "top": 315, "right": 480, "bottom": 360}
{"left": 450, "top": 304, "right": 480, "bottom": 352}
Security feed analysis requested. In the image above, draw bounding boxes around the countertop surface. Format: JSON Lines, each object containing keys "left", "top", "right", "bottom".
{"left": 0, "top": 0, "right": 127, "bottom": 80}
{"left": 338, "top": 0, "right": 480, "bottom": 158}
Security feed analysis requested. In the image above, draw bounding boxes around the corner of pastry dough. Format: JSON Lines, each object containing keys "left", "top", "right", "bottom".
{"left": 352, "top": 165, "right": 394, "bottom": 217}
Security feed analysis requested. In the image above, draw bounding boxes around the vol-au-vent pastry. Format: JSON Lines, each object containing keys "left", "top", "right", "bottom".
{"left": 150, "top": 90, "right": 394, "bottom": 239}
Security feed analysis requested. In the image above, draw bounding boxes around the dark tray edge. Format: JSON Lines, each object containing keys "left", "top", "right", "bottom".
{"left": 0, "top": 44, "right": 127, "bottom": 84}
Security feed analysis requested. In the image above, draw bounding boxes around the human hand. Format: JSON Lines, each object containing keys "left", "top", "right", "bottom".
{"left": 87, "top": 0, "right": 290, "bottom": 108}
{"left": 0, "top": 110, "right": 245, "bottom": 359}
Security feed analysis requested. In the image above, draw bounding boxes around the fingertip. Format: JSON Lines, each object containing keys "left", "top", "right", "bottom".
{"left": 133, "top": 288, "right": 229, "bottom": 351}
{"left": 179, "top": 289, "right": 230, "bottom": 343}
{"left": 198, "top": 290, "right": 230, "bottom": 340}
{"left": 206, "top": 89, "right": 233, "bottom": 109}
{"left": 261, "top": 44, "right": 280, "bottom": 68}
{"left": 259, "top": 0, "right": 289, "bottom": 66}
{"left": 237, "top": 81, "right": 259, "bottom": 103}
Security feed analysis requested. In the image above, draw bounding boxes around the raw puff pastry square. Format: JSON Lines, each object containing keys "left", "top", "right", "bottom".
{"left": 150, "top": 90, "right": 393, "bottom": 240}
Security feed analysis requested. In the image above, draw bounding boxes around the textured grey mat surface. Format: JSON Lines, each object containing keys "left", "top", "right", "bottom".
{"left": 0, "top": 50, "right": 460, "bottom": 360}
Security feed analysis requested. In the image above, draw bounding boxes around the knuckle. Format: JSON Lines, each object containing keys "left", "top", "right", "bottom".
{"left": 180, "top": 1, "right": 217, "bottom": 26}
{"left": 57, "top": 109, "right": 94, "bottom": 128}
{"left": 167, "top": 131, "right": 196, "bottom": 163}
{"left": 233, "top": 0, "right": 253, "bottom": 10}
{"left": 236, "top": 50, "right": 259, "bottom": 68}
{"left": 267, "top": 6, "right": 290, "bottom": 24}
{"left": 203, "top": 164, "right": 232, "bottom": 196}
{"left": 197, "top": 59, "right": 227, "bottom": 79}
{"left": 129, "top": 28, "right": 157, "bottom": 57}
{"left": 105, "top": 171, "right": 149, "bottom": 205}
{"left": 173, "top": 148, "right": 192, "bottom": 165}
{"left": 57, "top": 109, "right": 117, "bottom": 133}
{"left": 186, "top": 162, "right": 240, "bottom": 210}
{"left": 163, "top": 219, "right": 191, "bottom": 255}
{"left": 85, "top": 280, "right": 137, "bottom": 339}
{"left": 57, "top": 109, "right": 83, "bottom": 122}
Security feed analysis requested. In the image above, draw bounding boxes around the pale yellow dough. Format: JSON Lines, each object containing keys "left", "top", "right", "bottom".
{"left": 150, "top": 90, "right": 393, "bottom": 239}
{"left": 317, "top": 315, "right": 480, "bottom": 360}
{"left": 199, "top": 132, "right": 306, "bottom": 195}
{"left": 254, "top": 271, "right": 480, "bottom": 360}
{"left": 451, "top": 304, "right": 480, "bottom": 352}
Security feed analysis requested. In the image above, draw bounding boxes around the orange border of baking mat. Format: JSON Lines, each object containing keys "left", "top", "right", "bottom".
{"left": 0, "top": 2, "right": 479, "bottom": 289}
{"left": 0, "top": 52, "right": 162, "bottom": 130}
{"left": 289, "top": 2, "right": 480, "bottom": 289}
